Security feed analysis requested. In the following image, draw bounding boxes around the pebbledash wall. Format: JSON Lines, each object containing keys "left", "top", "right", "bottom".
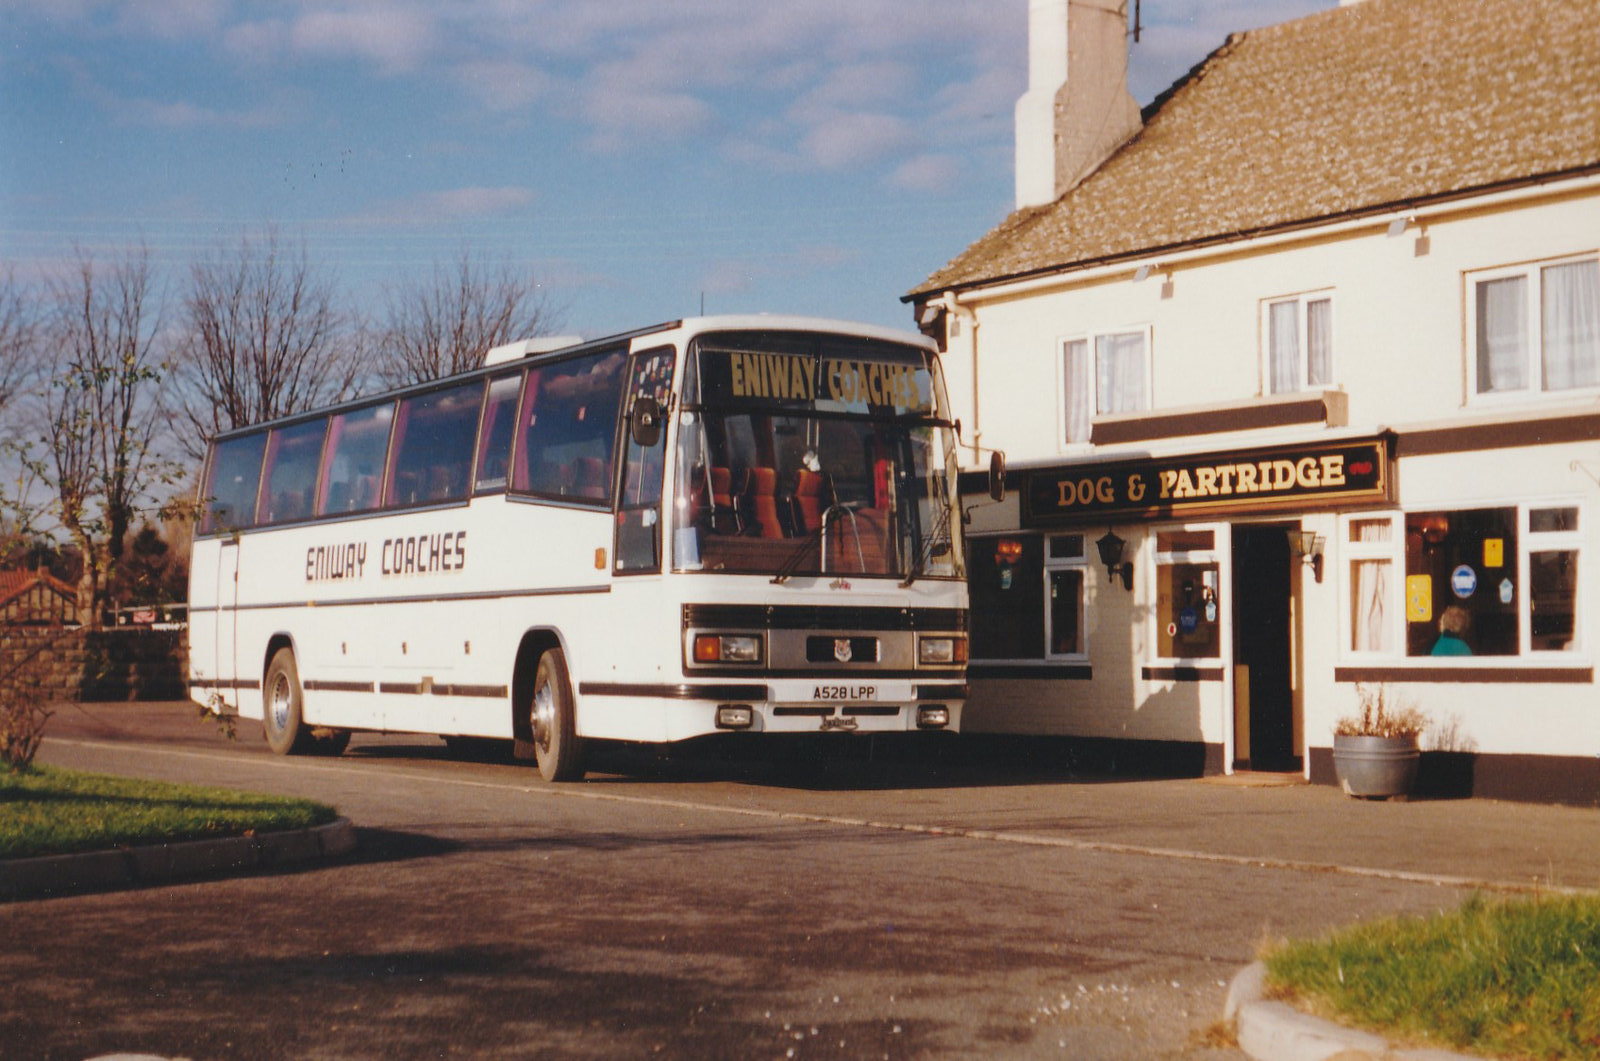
{"left": 0, "top": 628, "right": 188, "bottom": 703}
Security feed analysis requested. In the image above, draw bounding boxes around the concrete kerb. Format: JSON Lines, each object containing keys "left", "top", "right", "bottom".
{"left": 0, "top": 817, "right": 357, "bottom": 902}
{"left": 1226, "top": 961, "right": 1479, "bottom": 1061}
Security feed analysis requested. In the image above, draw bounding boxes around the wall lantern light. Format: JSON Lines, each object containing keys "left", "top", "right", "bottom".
{"left": 1288, "top": 529, "right": 1326, "bottom": 583}
{"left": 1095, "top": 530, "right": 1133, "bottom": 590}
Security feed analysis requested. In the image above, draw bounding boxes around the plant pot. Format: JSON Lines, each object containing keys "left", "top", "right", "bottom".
{"left": 1331, "top": 733, "right": 1420, "bottom": 799}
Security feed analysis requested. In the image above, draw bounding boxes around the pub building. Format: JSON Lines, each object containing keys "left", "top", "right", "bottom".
{"left": 911, "top": 0, "right": 1600, "bottom": 803}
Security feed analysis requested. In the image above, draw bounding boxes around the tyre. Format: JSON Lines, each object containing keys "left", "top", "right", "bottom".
{"left": 263, "top": 647, "right": 315, "bottom": 755}
{"left": 530, "top": 647, "right": 586, "bottom": 782}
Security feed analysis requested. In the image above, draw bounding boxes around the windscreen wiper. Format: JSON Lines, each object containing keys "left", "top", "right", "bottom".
{"left": 770, "top": 511, "right": 829, "bottom": 584}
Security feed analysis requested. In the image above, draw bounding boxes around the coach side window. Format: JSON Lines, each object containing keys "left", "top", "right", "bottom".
{"left": 200, "top": 432, "right": 267, "bottom": 534}
{"left": 512, "top": 349, "right": 627, "bottom": 504}
{"left": 474, "top": 375, "right": 522, "bottom": 494}
{"left": 385, "top": 381, "right": 484, "bottom": 508}
{"left": 317, "top": 402, "right": 394, "bottom": 516}
{"left": 257, "top": 419, "right": 327, "bottom": 525}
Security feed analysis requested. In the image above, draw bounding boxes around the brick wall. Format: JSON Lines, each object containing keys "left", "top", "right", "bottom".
{"left": 0, "top": 628, "right": 188, "bottom": 703}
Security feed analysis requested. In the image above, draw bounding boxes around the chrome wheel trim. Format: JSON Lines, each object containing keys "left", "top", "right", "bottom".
{"left": 269, "top": 672, "right": 292, "bottom": 732}
{"left": 532, "top": 677, "right": 554, "bottom": 750}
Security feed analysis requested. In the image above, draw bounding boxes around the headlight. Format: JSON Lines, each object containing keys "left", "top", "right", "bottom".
{"left": 693, "top": 634, "right": 762, "bottom": 664}
{"left": 918, "top": 636, "right": 968, "bottom": 665}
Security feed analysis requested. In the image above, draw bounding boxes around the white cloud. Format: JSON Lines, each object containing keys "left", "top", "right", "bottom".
{"left": 800, "top": 111, "right": 919, "bottom": 170}
{"left": 888, "top": 154, "right": 962, "bottom": 194}
{"left": 289, "top": 8, "right": 437, "bottom": 74}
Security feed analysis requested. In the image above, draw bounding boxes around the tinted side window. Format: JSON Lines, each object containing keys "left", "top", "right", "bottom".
{"left": 317, "top": 403, "right": 394, "bottom": 516}
{"left": 474, "top": 375, "right": 522, "bottom": 494}
{"left": 200, "top": 433, "right": 267, "bottom": 534}
{"left": 258, "top": 419, "right": 327, "bottom": 525}
{"left": 385, "top": 381, "right": 483, "bottom": 509}
{"left": 512, "top": 349, "right": 626, "bottom": 503}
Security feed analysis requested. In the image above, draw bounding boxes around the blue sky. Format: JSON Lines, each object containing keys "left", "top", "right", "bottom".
{"left": 1, "top": 0, "right": 1328, "bottom": 340}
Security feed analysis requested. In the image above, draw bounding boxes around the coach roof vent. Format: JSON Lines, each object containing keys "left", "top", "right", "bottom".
{"left": 485, "top": 335, "right": 585, "bottom": 366}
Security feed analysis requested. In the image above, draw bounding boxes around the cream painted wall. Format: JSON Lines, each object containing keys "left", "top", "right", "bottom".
{"left": 949, "top": 183, "right": 1600, "bottom": 468}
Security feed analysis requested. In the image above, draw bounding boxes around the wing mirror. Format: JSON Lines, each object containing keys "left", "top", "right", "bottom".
{"left": 629, "top": 395, "right": 663, "bottom": 448}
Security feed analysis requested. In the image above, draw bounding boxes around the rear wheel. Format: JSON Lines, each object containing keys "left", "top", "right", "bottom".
{"left": 263, "top": 647, "right": 315, "bottom": 755}
{"left": 531, "top": 647, "right": 585, "bottom": 782}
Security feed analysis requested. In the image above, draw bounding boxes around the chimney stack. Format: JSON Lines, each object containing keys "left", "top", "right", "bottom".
{"left": 1015, "top": 0, "right": 1141, "bottom": 210}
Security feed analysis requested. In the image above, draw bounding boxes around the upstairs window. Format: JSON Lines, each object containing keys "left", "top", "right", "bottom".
{"left": 1471, "top": 256, "right": 1600, "bottom": 399}
{"left": 1264, "top": 293, "right": 1333, "bottom": 394}
{"left": 1062, "top": 326, "right": 1151, "bottom": 444}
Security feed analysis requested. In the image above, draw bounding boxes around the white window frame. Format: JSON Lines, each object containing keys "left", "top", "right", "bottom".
{"left": 1151, "top": 523, "right": 1224, "bottom": 664}
{"left": 1260, "top": 290, "right": 1335, "bottom": 395}
{"left": 1466, "top": 253, "right": 1600, "bottom": 404}
{"left": 1522, "top": 504, "right": 1583, "bottom": 656}
{"left": 1336, "top": 502, "right": 1587, "bottom": 661}
{"left": 1059, "top": 324, "right": 1154, "bottom": 447}
{"left": 1338, "top": 513, "right": 1401, "bottom": 657}
{"left": 1044, "top": 533, "right": 1089, "bottom": 661}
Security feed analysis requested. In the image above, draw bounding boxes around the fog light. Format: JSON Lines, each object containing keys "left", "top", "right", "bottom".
{"left": 716, "top": 704, "right": 754, "bottom": 729}
{"left": 694, "top": 634, "right": 762, "bottom": 663}
{"left": 916, "top": 705, "right": 950, "bottom": 729}
{"left": 919, "top": 636, "right": 968, "bottom": 665}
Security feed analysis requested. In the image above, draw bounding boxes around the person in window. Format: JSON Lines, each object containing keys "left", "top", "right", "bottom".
{"left": 1431, "top": 604, "right": 1473, "bottom": 656}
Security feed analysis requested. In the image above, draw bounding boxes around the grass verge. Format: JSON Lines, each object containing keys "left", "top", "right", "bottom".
{"left": 0, "top": 765, "right": 337, "bottom": 860}
{"left": 1264, "top": 892, "right": 1600, "bottom": 1060}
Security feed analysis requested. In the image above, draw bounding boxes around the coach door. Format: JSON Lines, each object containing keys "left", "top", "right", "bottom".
{"left": 614, "top": 346, "right": 677, "bottom": 575}
{"left": 212, "top": 536, "right": 242, "bottom": 711}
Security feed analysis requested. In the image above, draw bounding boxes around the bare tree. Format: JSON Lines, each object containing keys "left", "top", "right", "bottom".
{"left": 0, "top": 267, "right": 38, "bottom": 425}
{"left": 377, "top": 250, "right": 565, "bottom": 386}
{"left": 174, "top": 227, "right": 363, "bottom": 460}
{"left": 37, "top": 246, "right": 171, "bottom": 627}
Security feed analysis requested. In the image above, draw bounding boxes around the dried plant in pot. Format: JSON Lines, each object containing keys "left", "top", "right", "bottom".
{"left": 1331, "top": 684, "right": 1427, "bottom": 799}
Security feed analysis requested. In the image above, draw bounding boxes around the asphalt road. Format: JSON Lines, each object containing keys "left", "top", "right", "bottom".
{"left": 6, "top": 701, "right": 1585, "bottom": 1060}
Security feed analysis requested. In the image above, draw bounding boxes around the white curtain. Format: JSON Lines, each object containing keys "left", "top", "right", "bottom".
{"left": 1350, "top": 560, "right": 1390, "bottom": 652}
{"left": 1542, "top": 260, "right": 1600, "bottom": 391}
{"left": 1062, "top": 339, "right": 1089, "bottom": 443}
{"left": 1268, "top": 301, "right": 1299, "bottom": 393}
{"left": 1307, "top": 298, "right": 1332, "bottom": 387}
{"left": 1476, "top": 275, "right": 1528, "bottom": 393}
{"left": 1348, "top": 519, "right": 1392, "bottom": 653}
{"left": 1095, "top": 331, "right": 1147, "bottom": 414}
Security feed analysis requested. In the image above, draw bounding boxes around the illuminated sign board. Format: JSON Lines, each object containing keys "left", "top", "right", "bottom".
{"left": 694, "top": 334, "right": 935, "bottom": 417}
{"left": 1022, "top": 437, "right": 1391, "bottom": 526}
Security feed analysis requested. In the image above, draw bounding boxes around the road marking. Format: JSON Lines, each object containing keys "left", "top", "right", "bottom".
{"left": 45, "top": 737, "right": 1588, "bottom": 897}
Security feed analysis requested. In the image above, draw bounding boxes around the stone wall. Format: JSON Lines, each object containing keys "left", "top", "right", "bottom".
{"left": 0, "top": 628, "right": 188, "bottom": 703}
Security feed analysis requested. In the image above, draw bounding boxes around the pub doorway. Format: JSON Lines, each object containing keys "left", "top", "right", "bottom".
{"left": 1231, "top": 523, "right": 1301, "bottom": 772}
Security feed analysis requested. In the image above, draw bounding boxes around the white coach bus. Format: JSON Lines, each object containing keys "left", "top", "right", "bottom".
{"left": 188, "top": 316, "right": 991, "bottom": 780}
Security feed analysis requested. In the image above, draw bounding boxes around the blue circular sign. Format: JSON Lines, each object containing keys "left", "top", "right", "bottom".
{"left": 1451, "top": 564, "right": 1477, "bottom": 598}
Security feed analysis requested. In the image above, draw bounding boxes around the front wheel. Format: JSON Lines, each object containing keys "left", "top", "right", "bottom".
{"left": 531, "top": 647, "right": 586, "bottom": 782}
{"left": 263, "top": 647, "right": 314, "bottom": 755}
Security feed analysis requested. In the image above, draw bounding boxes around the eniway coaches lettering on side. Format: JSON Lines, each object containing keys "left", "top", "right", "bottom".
{"left": 304, "top": 531, "right": 467, "bottom": 583}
